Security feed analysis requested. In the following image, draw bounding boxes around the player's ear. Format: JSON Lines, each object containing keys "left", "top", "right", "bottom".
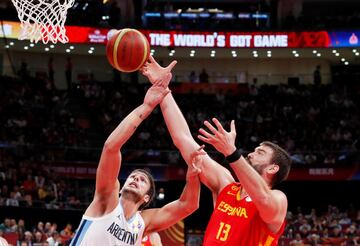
{"left": 269, "top": 164, "right": 279, "bottom": 174}
{"left": 143, "top": 194, "right": 150, "bottom": 204}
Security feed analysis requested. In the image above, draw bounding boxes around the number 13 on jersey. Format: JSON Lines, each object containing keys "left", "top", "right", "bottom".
{"left": 216, "top": 222, "right": 231, "bottom": 241}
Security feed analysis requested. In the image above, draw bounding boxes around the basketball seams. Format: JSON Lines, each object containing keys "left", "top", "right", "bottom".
{"left": 113, "top": 28, "right": 130, "bottom": 72}
{"left": 106, "top": 31, "right": 117, "bottom": 68}
{"left": 133, "top": 30, "right": 149, "bottom": 72}
{"left": 107, "top": 28, "right": 150, "bottom": 73}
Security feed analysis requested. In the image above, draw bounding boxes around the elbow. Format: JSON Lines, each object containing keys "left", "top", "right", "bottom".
{"left": 171, "top": 135, "right": 183, "bottom": 149}
{"left": 184, "top": 199, "right": 200, "bottom": 215}
{"left": 103, "top": 140, "right": 120, "bottom": 153}
{"left": 192, "top": 201, "right": 200, "bottom": 212}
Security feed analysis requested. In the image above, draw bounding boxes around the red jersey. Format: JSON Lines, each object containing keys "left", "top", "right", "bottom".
{"left": 141, "top": 235, "right": 152, "bottom": 246}
{"left": 203, "top": 182, "right": 285, "bottom": 246}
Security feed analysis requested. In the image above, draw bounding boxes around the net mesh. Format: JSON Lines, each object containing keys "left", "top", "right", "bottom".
{"left": 11, "top": 0, "right": 75, "bottom": 44}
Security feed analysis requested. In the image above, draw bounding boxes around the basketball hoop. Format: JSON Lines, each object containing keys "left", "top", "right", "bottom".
{"left": 11, "top": 0, "right": 75, "bottom": 44}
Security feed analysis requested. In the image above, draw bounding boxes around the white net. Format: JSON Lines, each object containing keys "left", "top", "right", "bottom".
{"left": 11, "top": 0, "right": 75, "bottom": 44}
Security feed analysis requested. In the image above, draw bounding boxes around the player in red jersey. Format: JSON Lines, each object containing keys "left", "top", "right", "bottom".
{"left": 141, "top": 56, "right": 292, "bottom": 246}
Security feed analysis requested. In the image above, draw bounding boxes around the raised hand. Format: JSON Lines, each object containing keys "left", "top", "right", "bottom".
{"left": 198, "top": 118, "right": 237, "bottom": 156}
{"left": 144, "top": 81, "right": 171, "bottom": 108}
{"left": 187, "top": 145, "right": 206, "bottom": 179}
{"left": 140, "top": 55, "right": 177, "bottom": 87}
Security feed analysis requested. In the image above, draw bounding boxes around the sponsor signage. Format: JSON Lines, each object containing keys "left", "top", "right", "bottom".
{"left": 45, "top": 162, "right": 359, "bottom": 181}
{"left": 143, "top": 31, "right": 329, "bottom": 48}
{"left": 1, "top": 21, "right": 359, "bottom": 48}
{"left": 287, "top": 164, "right": 359, "bottom": 181}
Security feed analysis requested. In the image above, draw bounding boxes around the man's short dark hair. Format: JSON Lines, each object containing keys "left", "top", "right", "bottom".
{"left": 261, "top": 141, "right": 292, "bottom": 187}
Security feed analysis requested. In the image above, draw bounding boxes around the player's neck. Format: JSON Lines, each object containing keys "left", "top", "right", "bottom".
{"left": 120, "top": 197, "right": 140, "bottom": 220}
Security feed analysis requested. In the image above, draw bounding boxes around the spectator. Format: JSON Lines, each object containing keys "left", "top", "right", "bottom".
{"left": 6, "top": 191, "right": 19, "bottom": 207}
{"left": 19, "top": 60, "right": 29, "bottom": 79}
{"left": 44, "top": 223, "right": 51, "bottom": 234}
{"left": 22, "top": 175, "right": 36, "bottom": 195}
{"left": 65, "top": 57, "right": 73, "bottom": 91}
{"left": 48, "top": 57, "right": 54, "bottom": 83}
{"left": 59, "top": 224, "right": 73, "bottom": 242}
{"left": 17, "top": 219, "right": 26, "bottom": 240}
{"left": 313, "top": 65, "right": 321, "bottom": 85}
{"left": 34, "top": 222, "right": 44, "bottom": 235}
{"left": 46, "top": 231, "right": 61, "bottom": 246}
{"left": 307, "top": 233, "right": 321, "bottom": 245}
{"left": 9, "top": 219, "right": 18, "bottom": 232}
{"left": 289, "top": 233, "right": 304, "bottom": 245}
{"left": 199, "top": 68, "right": 209, "bottom": 83}
{"left": 34, "top": 231, "right": 44, "bottom": 244}
{"left": 249, "top": 78, "right": 259, "bottom": 96}
{"left": 23, "top": 231, "right": 33, "bottom": 244}
{"left": 0, "top": 219, "right": 13, "bottom": 233}
{"left": 23, "top": 194, "right": 33, "bottom": 207}
{"left": 189, "top": 71, "right": 197, "bottom": 83}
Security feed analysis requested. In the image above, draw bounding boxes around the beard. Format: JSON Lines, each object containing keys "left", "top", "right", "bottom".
{"left": 245, "top": 156, "right": 266, "bottom": 175}
{"left": 120, "top": 187, "right": 142, "bottom": 203}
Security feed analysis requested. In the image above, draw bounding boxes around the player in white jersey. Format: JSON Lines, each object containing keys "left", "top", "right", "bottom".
{"left": 70, "top": 61, "right": 204, "bottom": 246}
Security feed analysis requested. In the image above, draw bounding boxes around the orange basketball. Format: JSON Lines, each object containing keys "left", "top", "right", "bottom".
{"left": 106, "top": 29, "right": 150, "bottom": 73}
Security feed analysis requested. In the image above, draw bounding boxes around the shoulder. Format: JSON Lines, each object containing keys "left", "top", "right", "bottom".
{"left": 85, "top": 193, "right": 120, "bottom": 218}
{"left": 271, "top": 189, "right": 288, "bottom": 203}
{"left": 140, "top": 208, "right": 156, "bottom": 226}
{"left": 270, "top": 189, "right": 288, "bottom": 220}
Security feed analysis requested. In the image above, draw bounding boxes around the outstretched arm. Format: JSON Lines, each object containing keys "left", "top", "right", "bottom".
{"left": 87, "top": 83, "right": 171, "bottom": 216}
{"left": 198, "top": 118, "right": 288, "bottom": 232}
{"left": 142, "top": 147, "right": 204, "bottom": 234}
{"left": 141, "top": 56, "right": 234, "bottom": 195}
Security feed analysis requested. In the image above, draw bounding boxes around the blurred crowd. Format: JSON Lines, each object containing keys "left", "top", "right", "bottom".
{"left": 0, "top": 75, "right": 358, "bottom": 165}
{"left": 0, "top": 149, "right": 85, "bottom": 210}
{"left": 0, "top": 219, "right": 74, "bottom": 246}
{"left": 280, "top": 205, "right": 360, "bottom": 246}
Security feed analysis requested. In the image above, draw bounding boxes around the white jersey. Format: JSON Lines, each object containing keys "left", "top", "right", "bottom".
{"left": 70, "top": 202, "right": 145, "bottom": 246}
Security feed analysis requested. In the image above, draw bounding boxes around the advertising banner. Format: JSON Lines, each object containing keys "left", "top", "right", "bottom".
{"left": 44, "top": 162, "right": 359, "bottom": 181}
{"left": 1, "top": 21, "right": 360, "bottom": 48}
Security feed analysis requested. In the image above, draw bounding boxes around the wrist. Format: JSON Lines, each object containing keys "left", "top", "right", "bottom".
{"left": 225, "top": 149, "right": 242, "bottom": 163}
{"left": 223, "top": 145, "right": 237, "bottom": 157}
{"left": 144, "top": 102, "right": 156, "bottom": 111}
{"left": 140, "top": 104, "right": 154, "bottom": 119}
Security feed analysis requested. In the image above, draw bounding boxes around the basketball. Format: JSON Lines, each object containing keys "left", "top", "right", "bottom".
{"left": 106, "top": 28, "right": 150, "bottom": 73}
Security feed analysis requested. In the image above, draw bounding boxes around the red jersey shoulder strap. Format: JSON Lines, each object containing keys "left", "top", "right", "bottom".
{"left": 216, "top": 182, "right": 241, "bottom": 204}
